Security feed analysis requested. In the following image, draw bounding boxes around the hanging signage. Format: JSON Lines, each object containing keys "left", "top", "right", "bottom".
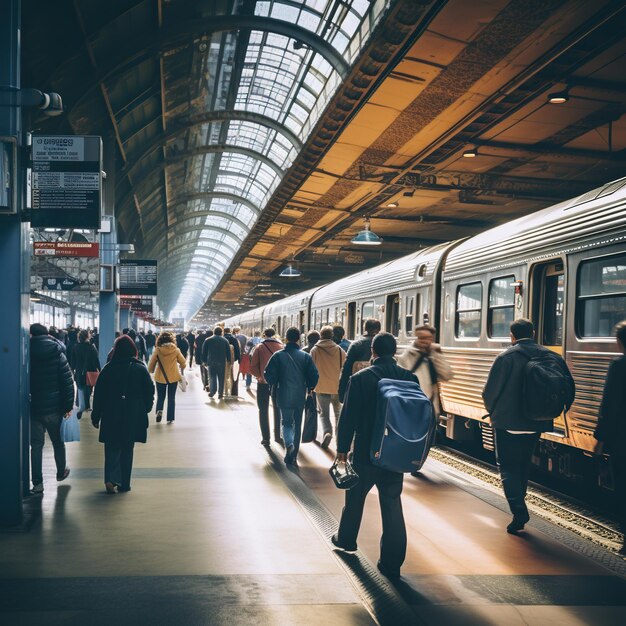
{"left": 31, "top": 241, "right": 100, "bottom": 293}
{"left": 119, "top": 259, "right": 158, "bottom": 296}
{"left": 29, "top": 135, "right": 102, "bottom": 228}
{"left": 120, "top": 295, "right": 153, "bottom": 313}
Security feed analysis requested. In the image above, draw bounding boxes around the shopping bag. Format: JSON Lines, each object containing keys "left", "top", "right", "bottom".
{"left": 301, "top": 392, "right": 318, "bottom": 443}
{"left": 61, "top": 409, "right": 81, "bottom": 443}
{"left": 178, "top": 372, "right": 188, "bottom": 392}
{"left": 85, "top": 371, "right": 99, "bottom": 387}
{"left": 329, "top": 459, "right": 359, "bottom": 490}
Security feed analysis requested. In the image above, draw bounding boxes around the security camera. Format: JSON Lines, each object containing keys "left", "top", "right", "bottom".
{"left": 37, "top": 92, "right": 63, "bottom": 116}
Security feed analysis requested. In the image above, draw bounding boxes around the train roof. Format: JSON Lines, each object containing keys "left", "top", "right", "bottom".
{"left": 444, "top": 177, "right": 626, "bottom": 278}
{"left": 262, "top": 286, "right": 321, "bottom": 317}
{"left": 312, "top": 242, "right": 456, "bottom": 307}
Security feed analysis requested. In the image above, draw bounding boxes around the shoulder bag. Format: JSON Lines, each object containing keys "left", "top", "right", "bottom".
{"left": 155, "top": 351, "right": 171, "bottom": 384}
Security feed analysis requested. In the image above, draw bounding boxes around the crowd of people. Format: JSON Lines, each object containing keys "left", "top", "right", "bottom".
{"left": 27, "top": 316, "right": 626, "bottom": 576}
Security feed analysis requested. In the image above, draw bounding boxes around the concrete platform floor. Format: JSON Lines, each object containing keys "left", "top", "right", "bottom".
{"left": 1, "top": 366, "right": 625, "bottom": 625}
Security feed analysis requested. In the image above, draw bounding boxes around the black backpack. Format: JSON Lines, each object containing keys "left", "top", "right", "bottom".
{"left": 520, "top": 350, "right": 575, "bottom": 421}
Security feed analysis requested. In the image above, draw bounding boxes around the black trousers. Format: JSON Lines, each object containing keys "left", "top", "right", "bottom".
{"left": 30, "top": 415, "right": 66, "bottom": 486}
{"left": 337, "top": 462, "right": 406, "bottom": 572}
{"left": 612, "top": 451, "right": 626, "bottom": 538}
{"left": 495, "top": 429, "right": 540, "bottom": 519}
{"left": 156, "top": 381, "right": 178, "bottom": 422}
{"left": 256, "top": 382, "right": 281, "bottom": 441}
{"left": 200, "top": 363, "right": 208, "bottom": 388}
{"left": 104, "top": 442, "right": 135, "bottom": 489}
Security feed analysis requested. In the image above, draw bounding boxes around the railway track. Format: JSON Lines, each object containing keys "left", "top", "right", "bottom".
{"left": 430, "top": 446, "right": 624, "bottom": 553}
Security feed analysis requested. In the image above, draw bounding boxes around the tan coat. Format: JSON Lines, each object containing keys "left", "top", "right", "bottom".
{"left": 310, "top": 339, "right": 346, "bottom": 395}
{"left": 148, "top": 342, "right": 186, "bottom": 384}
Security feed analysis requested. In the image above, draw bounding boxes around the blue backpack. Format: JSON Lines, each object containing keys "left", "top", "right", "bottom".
{"left": 370, "top": 374, "right": 436, "bottom": 473}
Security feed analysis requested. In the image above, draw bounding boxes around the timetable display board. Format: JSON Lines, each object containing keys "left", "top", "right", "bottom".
{"left": 31, "top": 242, "right": 100, "bottom": 292}
{"left": 119, "top": 295, "right": 153, "bottom": 313}
{"left": 29, "top": 135, "right": 102, "bottom": 229}
{"left": 119, "top": 259, "right": 157, "bottom": 296}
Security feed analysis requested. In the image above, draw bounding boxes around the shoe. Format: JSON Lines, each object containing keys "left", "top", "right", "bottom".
{"left": 410, "top": 470, "right": 421, "bottom": 477}
{"left": 331, "top": 534, "right": 357, "bottom": 552}
{"left": 377, "top": 561, "right": 400, "bottom": 579}
{"left": 77, "top": 411, "right": 82, "bottom": 420}
{"left": 30, "top": 483, "right": 44, "bottom": 494}
{"left": 156, "top": 410, "right": 163, "bottom": 423}
{"left": 118, "top": 486, "right": 131, "bottom": 493}
{"left": 56, "top": 468, "right": 70, "bottom": 482}
{"left": 105, "top": 482, "right": 117, "bottom": 494}
{"left": 284, "top": 444, "right": 295, "bottom": 464}
{"left": 208, "top": 391, "right": 215, "bottom": 398}
{"left": 275, "top": 437, "right": 284, "bottom": 446}
{"left": 261, "top": 439, "right": 270, "bottom": 446}
{"left": 507, "top": 513, "right": 530, "bottom": 534}
{"left": 218, "top": 395, "right": 224, "bottom": 400}
{"left": 321, "top": 432, "right": 332, "bottom": 450}
{"left": 167, "top": 420, "right": 173, "bottom": 424}
{"left": 246, "top": 385, "right": 251, "bottom": 390}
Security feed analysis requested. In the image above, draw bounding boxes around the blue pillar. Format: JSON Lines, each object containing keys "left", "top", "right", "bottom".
{"left": 0, "top": 0, "right": 28, "bottom": 527}
{"left": 120, "top": 306, "right": 130, "bottom": 331}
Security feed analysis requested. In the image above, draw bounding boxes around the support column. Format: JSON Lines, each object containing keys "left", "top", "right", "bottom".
{"left": 0, "top": 0, "right": 29, "bottom": 527}
{"left": 119, "top": 306, "right": 130, "bottom": 331}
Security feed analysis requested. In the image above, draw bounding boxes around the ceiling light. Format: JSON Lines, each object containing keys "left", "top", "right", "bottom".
{"left": 463, "top": 147, "right": 477, "bottom": 158}
{"left": 351, "top": 218, "right": 382, "bottom": 246}
{"left": 547, "top": 90, "right": 569, "bottom": 104}
{"left": 279, "top": 263, "right": 301, "bottom": 278}
{"left": 386, "top": 201, "right": 399, "bottom": 208}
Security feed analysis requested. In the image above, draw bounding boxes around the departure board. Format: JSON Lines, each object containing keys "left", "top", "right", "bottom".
{"left": 119, "top": 259, "right": 157, "bottom": 295}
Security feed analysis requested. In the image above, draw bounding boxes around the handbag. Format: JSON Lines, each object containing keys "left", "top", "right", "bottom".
{"left": 85, "top": 371, "right": 99, "bottom": 387}
{"left": 301, "top": 392, "right": 318, "bottom": 443}
{"left": 178, "top": 369, "right": 188, "bottom": 392}
{"left": 329, "top": 459, "right": 359, "bottom": 490}
{"left": 60, "top": 408, "right": 81, "bottom": 443}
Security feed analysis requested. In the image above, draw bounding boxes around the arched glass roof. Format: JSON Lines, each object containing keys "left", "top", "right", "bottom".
{"left": 163, "top": 0, "right": 384, "bottom": 320}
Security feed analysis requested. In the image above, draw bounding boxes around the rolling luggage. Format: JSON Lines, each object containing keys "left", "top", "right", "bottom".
{"left": 370, "top": 375, "right": 435, "bottom": 473}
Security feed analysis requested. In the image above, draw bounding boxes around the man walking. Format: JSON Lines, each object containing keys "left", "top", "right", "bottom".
{"left": 249, "top": 328, "right": 283, "bottom": 445}
{"left": 186, "top": 330, "right": 196, "bottom": 366}
{"left": 264, "top": 327, "right": 319, "bottom": 465}
{"left": 334, "top": 332, "right": 418, "bottom": 579}
{"left": 202, "top": 327, "right": 231, "bottom": 400}
{"left": 339, "top": 318, "right": 381, "bottom": 402}
{"left": 244, "top": 330, "right": 262, "bottom": 390}
{"left": 482, "top": 318, "right": 574, "bottom": 534}
{"left": 29, "top": 323, "right": 74, "bottom": 494}
{"left": 223, "top": 327, "right": 241, "bottom": 396}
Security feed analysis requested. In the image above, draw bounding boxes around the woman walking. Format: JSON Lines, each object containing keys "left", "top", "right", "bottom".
{"left": 148, "top": 332, "right": 186, "bottom": 423}
{"left": 70, "top": 329, "right": 101, "bottom": 418}
{"left": 91, "top": 335, "right": 154, "bottom": 494}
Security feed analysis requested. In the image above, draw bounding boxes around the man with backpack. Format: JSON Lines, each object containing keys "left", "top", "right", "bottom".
{"left": 483, "top": 318, "right": 575, "bottom": 534}
{"left": 334, "top": 332, "right": 423, "bottom": 579}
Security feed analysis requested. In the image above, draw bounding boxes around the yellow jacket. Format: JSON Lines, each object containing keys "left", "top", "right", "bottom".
{"left": 148, "top": 343, "right": 186, "bottom": 384}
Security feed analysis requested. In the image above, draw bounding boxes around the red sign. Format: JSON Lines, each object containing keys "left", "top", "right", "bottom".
{"left": 34, "top": 242, "right": 99, "bottom": 257}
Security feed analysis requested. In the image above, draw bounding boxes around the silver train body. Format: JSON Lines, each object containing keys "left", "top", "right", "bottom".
{"left": 224, "top": 177, "right": 626, "bottom": 486}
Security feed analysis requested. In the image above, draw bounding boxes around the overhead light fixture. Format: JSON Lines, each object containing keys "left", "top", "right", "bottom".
{"left": 386, "top": 201, "right": 399, "bottom": 208}
{"left": 463, "top": 147, "right": 478, "bottom": 158}
{"left": 351, "top": 218, "right": 382, "bottom": 246}
{"left": 547, "top": 89, "right": 569, "bottom": 104}
{"left": 279, "top": 263, "right": 301, "bottom": 278}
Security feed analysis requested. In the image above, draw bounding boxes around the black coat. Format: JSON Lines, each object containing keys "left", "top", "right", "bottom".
{"left": 91, "top": 357, "right": 155, "bottom": 444}
{"left": 177, "top": 336, "right": 189, "bottom": 357}
{"left": 202, "top": 335, "right": 231, "bottom": 366}
{"left": 338, "top": 334, "right": 376, "bottom": 402}
{"left": 30, "top": 335, "right": 75, "bottom": 419}
{"left": 224, "top": 333, "right": 241, "bottom": 362}
{"left": 70, "top": 341, "right": 101, "bottom": 386}
{"left": 337, "top": 356, "right": 418, "bottom": 464}
{"left": 482, "top": 339, "right": 573, "bottom": 432}
{"left": 594, "top": 355, "right": 626, "bottom": 451}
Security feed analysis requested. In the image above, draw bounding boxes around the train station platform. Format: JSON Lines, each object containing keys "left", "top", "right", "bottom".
{"left": 1, "top": 367, "right": 626, "bottom": 626}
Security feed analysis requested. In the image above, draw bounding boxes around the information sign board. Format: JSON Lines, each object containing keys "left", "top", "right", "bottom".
{"left": 29, "top": 135, "right": 102, "bottom": 228}
{"left": 119, "top": 259, "right": 158, "bottom": 296}
{"left": 120, "top": 295, "right": 153, "bottom": 313}
{"left": 31, "top": 242, "right": 100, "bottom": 293}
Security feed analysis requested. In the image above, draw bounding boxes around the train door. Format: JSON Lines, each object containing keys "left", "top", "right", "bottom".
{"left": 530, "top": 260, "right": 566, "bottom": 433}
{"left": 385, "top": 293, "right": 400, "bottom": 336}
{"left": 299, "top": 310, "right": 305, "bottom": 333}
{"left": 347, "top": 301, "right": 356, "bottom": 339}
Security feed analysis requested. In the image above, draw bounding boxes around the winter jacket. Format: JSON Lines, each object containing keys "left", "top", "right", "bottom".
{"left": 337, "top": 356, "right": 418, "bottom": 464}
{"left": 594, "top": 355, "right": 626, "bottom": 452}
{"left": 250, "top": 338, "right": 283, "bottom": 383}
{"left": 397, "top": 343, "right": 453, "bottom": 415}
{"left": 30, "top": 334, "right": 75, "bottom": 420}
{"left": 264, "top": 343, "right": 319, "bottom": 409}
{"left": 145, "top": 333, "right": 156, "bottom": 349}
{"left": 482, "top": 339, "right": 574, "bottom": 432}
{"left": 202, "top": 335, "right": 232, "bottom": 366}
{"left": 186, "top": 333, "right": 195, "bottom": 353}
{"left": 134, "top": 334, "right": 147, "bottom": 361}
{"left": 310, "top": 339, "right": 346, "bottom": 395}
{"left": 224, "top": 333, "right": 241, "bottom": 362}
{"left": 176, "top": 335, "right": 189, "bottom": 358}
{"left": 70, "top": 341, "right": 101, "bottom": 387}
{"left": 148, "top": 343, "right": 186, "bottom": 384}
{"left": 91, "top": 357, "right": 154, "bottom": 444}
{"left": 338, "top": 334, "right": 376, "bottom": 402}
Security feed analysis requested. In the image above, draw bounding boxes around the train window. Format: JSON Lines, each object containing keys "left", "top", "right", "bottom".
{"left": 456, "top": 282, "right": 482, "bottom": 338}
{"left": 488, "top": 276, "right": 515, "bottom": 338}
{"left": 326, "top": 308, "right": 330, "bottom": 324}
{"left": 577, "top": 253, "right": 626, "bottom": 337}
{"left": 405, "top": 295, "right": 414, "bottom": 333}
{"left": 361, "top": 301, "right": 375, "bottom": 332}
{"left": 385, "top": 294, "right": 401, "bottom": 337}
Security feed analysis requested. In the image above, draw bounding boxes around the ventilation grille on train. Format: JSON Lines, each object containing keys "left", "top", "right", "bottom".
{"left": 480, "top": 422, "right": 495, "bottom": 451}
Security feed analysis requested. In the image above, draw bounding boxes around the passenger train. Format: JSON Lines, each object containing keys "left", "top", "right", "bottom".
{"left": 223, "top": 177, "right": 626, "bottom": 492}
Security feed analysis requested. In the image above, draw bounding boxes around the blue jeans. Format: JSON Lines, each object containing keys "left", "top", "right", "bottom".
{"left": 156, "top": 382, "right": 178, "bottom": 421}
{"left": 207, "top": 362, "right": 225, "bottom": 397}
{"left": 281, "top": 406, "right": 304, "bottom": 457}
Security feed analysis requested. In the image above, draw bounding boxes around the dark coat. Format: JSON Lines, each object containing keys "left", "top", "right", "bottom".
{"left": 202, "top": 335, "right": 231, "bottom": 366}
{"left": 338, "top": 334, "right": 376, "bottom": 402}
{"left": 176, "top": 335, "right": 189, "bottom": 358}
{"left": 224, "top": 333, "right": 241, "bottom": 362}
{"left": 264, "top": 343, "right": 319, "bottom": 409}
{"left": 186, "top": 333, "right": 195, "bottom": 352}
{"left": 70, "top": 341, "right": 101, "bottom": 387}
{"left": 337, "top": 356, "right": 418, "bottom": 464}
{"left": 91, "top": 358, "right": 155, "bottom": 444}
{"left": 145, "top": 333, "right": 156, "bottom": 349}
{"left": 30, "top": 335, "right": 75, "bottom": 419}
{"left": 594, "top": 355, "right": 626, "bottom": 451}
{"left": 482, "top": 339, "right": 573, "bottom": 432}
